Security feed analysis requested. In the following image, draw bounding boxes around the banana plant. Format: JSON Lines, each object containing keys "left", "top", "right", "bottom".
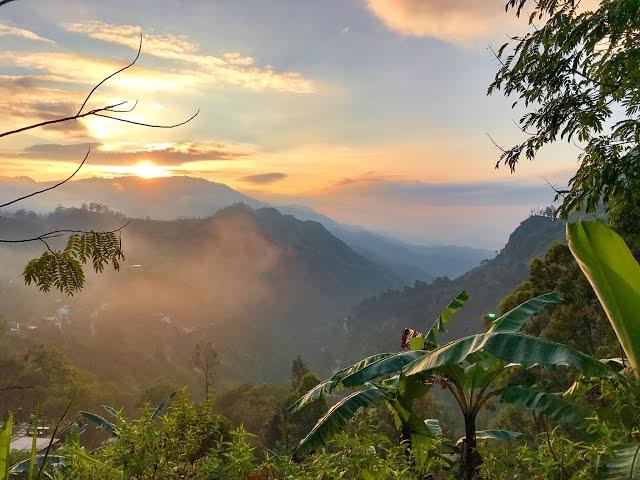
{"left": 566, "top": 221, "right": 640, "bottom": 479}
{"left": 292, "top": 290, "right": 611, "bottom": 480}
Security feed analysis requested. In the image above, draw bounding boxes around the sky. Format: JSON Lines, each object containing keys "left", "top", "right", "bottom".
{"left": 0, "top": 0, "right": 583, "bottom": 248}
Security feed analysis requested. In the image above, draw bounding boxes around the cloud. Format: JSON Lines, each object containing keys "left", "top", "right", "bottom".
{"left": 4, "top": 141, "right": 253, "bottom": 166}
{"left": 0, "top": 23, "right": 55, "bottom": 44}
{"left": 64, "top": 21, "right": 317, "bottom": 94}
{"left": 240, "top": 172, "right": 287, "bottom": 184}
{"left": 365, "top": 0, "right": 512, "bottom": 43}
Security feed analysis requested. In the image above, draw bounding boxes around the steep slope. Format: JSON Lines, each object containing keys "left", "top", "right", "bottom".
{"left": 0, "top": 204, "right": 398, "bottom": 383}
{"left": 341, "top": 215, "right": 565, "bottom": 358}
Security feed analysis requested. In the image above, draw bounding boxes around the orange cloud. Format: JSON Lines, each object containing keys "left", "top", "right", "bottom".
{"left": 366, "top": 0, "right": 515, "bottom": 43}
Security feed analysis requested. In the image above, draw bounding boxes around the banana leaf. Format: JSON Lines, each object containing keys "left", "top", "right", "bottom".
{"left": 80, "top": 411, "right": 116, "bottom": 435}
{"left": 488, "top": 292, "right": 562, "bottom": 333}
{"left": 341, "top": 351, "right": 425, "bottom": 388}
{"left": 567, "top": 221, "right": 640, "bottom": 376}
{"left": 404, "top": 332, "right": 611, "bottom": 378}
{"left": 294, "top": 384, "right": 387, "bottom": 457}
{"left": 598, "top": 443, "right": 640, "bottom": 479}
{"left": 424, "top": 290, "right": 469, "bottom": 348}
{"left": 0, "top": 414, "right": 12, "bottom": 480}
{"left": 152, "top": 391, "right": 176, "bottom": 420}
{"left": 501, "top": 386, "right": 591, "bottom": 431}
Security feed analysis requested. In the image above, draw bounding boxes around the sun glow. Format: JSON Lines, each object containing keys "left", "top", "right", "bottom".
{"left": 131, "top": 161, "right": 171, "bottom": 179}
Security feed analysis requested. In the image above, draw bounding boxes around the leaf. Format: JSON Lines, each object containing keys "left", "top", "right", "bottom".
{"left": 341, "top": 351, "right": 425, "bottom": 388}
{"left": 10, "top": 456, "right": 65, "bottom": 475}
{"left": 80, "top": 411, "right": 115, "bottom": 435}
{"left": 289, "top": 353, "right": 392, "bottom": 412}
{"left": 567, "top": 221, "right": 640, "bottom": 375}
{"left": 289, "top": 380, "right": 334, "bottom": 413}
{"left": 152, "top": 391, "right": 176, "bottom": 420}
{"left": 403, "top": 332, "right": 611, "bottom": 378}
{"left": 424, "top": 418, "right": 442, "bottom": 436}
{"left": 456, "top": 430, "right": 522, "bottom": 445}
{"left": 28, "top": 406, "right": 39, "bottom": 480}
{"left": 424, "top": 290, "right": 469, "bottom": 348}
{"left": 488, "top": 292, "right": 562, "bottom": 333}
{"left": 294, "top": 384, "right": 387, "bottom": 458}
{"left": 101, "top": 405, "right": 119, "bottom": 417}
{"left": 501, "top": 386, "right": 590, "bottom": 431}
{"left": 0, "top": 413, "right": 12, "bottom": 480}
{"left": 598, "top": 443, "right": 640, "bottom": 479}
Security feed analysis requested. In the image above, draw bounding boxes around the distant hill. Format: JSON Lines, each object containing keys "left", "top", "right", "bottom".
{"left": 0, "top": 175, "right": 491, "bottom": 282}
{"left": 0, "top": 204, "right": 399, "bottom": 383}
{"left": 340, "top": 214, "right": 565, "bottom": 359}
{"left": 278, "top": 205, "right": 493, "bottom": 282}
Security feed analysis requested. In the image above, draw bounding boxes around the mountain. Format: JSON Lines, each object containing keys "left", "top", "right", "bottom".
{"left": 340, "top": 214, "right": 565, "bottom": 359}
{"left": 0, "top": 175, "right": 491, "bottom": 282}
{"left": 278, "top": 205, "right": 494, "bottom": 281}
{"left": 0, "top": 204, "right": 399, "bottom": 383}
{"left": 0, "top": 175, "right": 265, "bottom": 219}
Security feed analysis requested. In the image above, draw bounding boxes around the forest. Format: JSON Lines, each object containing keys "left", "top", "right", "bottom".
{"left": 1, "top": 0, "right": 640, "bottom": 479}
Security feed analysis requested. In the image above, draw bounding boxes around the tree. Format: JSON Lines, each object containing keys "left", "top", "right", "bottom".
{"left": 489, "top": 0, "right": 640, "bottom": 217}
{"left": 291, "top": 291, "right": 610, "bottom": 479}
{"left": 192, "top": 343, "right": 219, "bottom": 396}
{"left": 0, "top": 1, "right": 197, "bottom": 295}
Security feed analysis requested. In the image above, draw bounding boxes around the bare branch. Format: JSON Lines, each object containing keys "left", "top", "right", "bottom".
{"left": 94, "top": 109, "right": 200, "bottom": 129}
{"left": 0, "top": 149, "right": 90, "bottom": 209}
{"left": 0, "top": 385, "right": 33, "bottom": 392}
{"left": 0, "top": 220, "right": 131, "bottom": 244}
{"left": 0, "top": 0, "right": 19, "bottom": 7}
{"left": 0, "top": 36, "right": 198, "bottom": 139}
{"left": 76, "top": 34, "right": 142, "bottom": 117}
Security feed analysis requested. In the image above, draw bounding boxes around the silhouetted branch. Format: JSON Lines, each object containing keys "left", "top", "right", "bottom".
{"left": 0, "top": 149, "right": 90, "bottom": 209}
{"left": 0, "top": 220, "right": 131, "bottom": 244}
{"left": 0, "top": 0, "right": 19, "bottom": 7}
{"left": 0, "top": 36, "right": 199, "bottom": 139}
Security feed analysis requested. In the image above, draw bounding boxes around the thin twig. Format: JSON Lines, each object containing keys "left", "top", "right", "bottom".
{"left": 93, "top": 109, "right": 200, "bottom": 129}
{"left": 0, "top": 385, "right": 33, "bottom": 392}
{"left": 76, "top": 34, "right": 142, "bottom": 117}
{"left": 0, "top": 149, "right": 90, "bottom": 208}
{"left": 36, "top": 390, "right": 77, "bottom": 480}
{"left": 0, "top": 219, "right": 131, "bottom": 244}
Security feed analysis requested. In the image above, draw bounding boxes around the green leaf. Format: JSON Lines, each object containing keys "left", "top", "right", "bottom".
{"left": 28, "top": 406, "right": 39, "bottom": 480}
{"left": 0, "top": 414, "right": 12, "bottom": 480}
{"left": 456, "top": 430, "right": 522, "bottom": 445}
{"left": 80, "top": 411, "right": 116, "bottom": 435}
{"left": 488, "top": 292, "right": 562, "bottom": 333}
{"left": 289, "top": 353, "right": 392, "bottom": 413}
{"left": 424, "top": 290, "right": 469, "bottom": 348}
{"left": 101, "top": 405, "right": 119, "bottom": 417}
{"left": 501, "top": 386, "right": 590, "bottom": 430}
{"left": 152, "top": 391, "right": 176, "bottom": 420}
{"left": 294, "top": 385, "right": 387, "bottom": 458}
{"left": 341, "top": 351, "right": 425, "bottom": 388}
{"left": 404, "top": 332, "right": 611, "bottom": 378}
{"left": 567, "top": 221, "right": 640, "bottom": 375}
{"left": 598, "top": 443, "right": 640, "bottom": 480}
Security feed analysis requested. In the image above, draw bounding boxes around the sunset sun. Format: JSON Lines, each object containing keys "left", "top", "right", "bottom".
{"left": 131, "top": 161, "right": 170, "bottom": 179}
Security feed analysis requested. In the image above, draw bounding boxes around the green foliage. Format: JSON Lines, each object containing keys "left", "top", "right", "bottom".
{"left": 567, "top": 221, "right": 640, "bottom": 376}
{"left": 490, "top": 0, "right": 640, "bottom": 217}
{"left": 23, "top": 231, "right": 124, "bottom": 295}
{"left": 0, "top": 413, "right": 12, "bottom": 480}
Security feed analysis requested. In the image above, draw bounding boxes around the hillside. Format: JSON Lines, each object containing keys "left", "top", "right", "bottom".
{"left": 341, "top": 214, "right": 565, "bottom": 359}
{"left": 0, "top": 204, "right": 399, "bottom": 384}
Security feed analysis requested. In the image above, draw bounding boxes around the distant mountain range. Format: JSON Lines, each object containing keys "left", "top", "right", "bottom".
{"left": 0, "top": 175, "right": 493, "bottom": 282}
{"left": 339, "top": 214, "right": 565, "bottom": 360}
